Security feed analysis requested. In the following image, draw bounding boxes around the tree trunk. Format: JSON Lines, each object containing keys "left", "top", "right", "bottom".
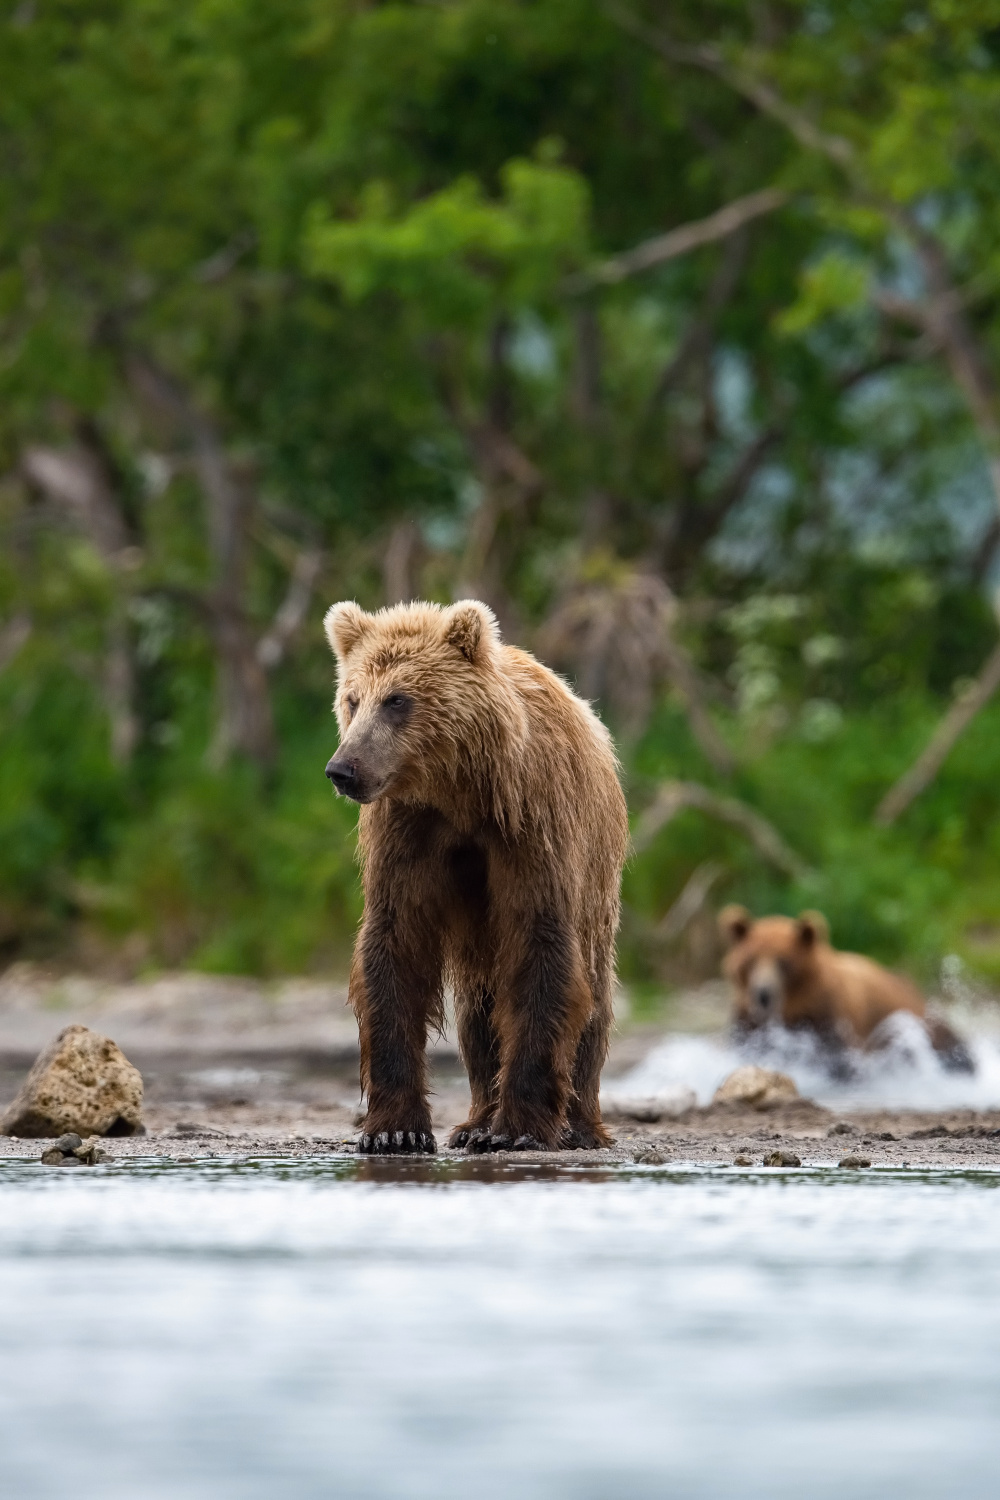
{"left": 21, "top": 435, "right": 139, "bottom": 764}
{"left": 382, "top": 520, "right": 423, "bottom": 605}
{"left": 125, "top": 354, "right": 276, "bottom": 768}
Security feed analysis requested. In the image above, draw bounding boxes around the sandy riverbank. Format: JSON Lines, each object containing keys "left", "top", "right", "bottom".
{"left": 3, "top": 965, "right": 1000, "bottom": 1169}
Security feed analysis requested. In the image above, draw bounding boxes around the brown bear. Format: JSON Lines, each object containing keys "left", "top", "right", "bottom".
{"left": 324, "top": 598, "right": 629, "bottom": 1154}
{"left": 718, "top": 906, "right": 973, "bottom": 1071}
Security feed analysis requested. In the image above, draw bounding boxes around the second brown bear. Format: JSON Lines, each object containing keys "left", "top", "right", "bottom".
{"left": 719, "top": 905, "right": 973, "bottom": 1072}
{"left": 324, "top": 598, "right": 629, "bottom": 1154}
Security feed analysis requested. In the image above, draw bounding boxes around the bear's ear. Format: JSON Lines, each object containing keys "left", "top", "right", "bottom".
{"left": 718, "top": 904, "right": 752, "bottom": 949}
{"left": 443, "top": 599, "right": 500, "bottom": 664}
{"left": 324, "top": 602, "right": 371, "bottom": 662}
{"left": 796, "top": 910, "right": 830, "bottom": 948}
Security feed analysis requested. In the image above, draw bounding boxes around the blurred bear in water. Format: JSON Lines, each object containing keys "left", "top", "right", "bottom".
{"left": 718, "top": 906, "right": 974, "bottom": 1074}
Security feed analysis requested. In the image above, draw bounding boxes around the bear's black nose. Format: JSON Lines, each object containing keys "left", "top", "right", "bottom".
{"left": 326, "top": 757, "right": 358, "bottom": 796}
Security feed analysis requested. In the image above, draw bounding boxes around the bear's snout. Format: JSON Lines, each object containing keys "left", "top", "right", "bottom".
{"left": 326, "top": 755, "right": 362, "bottom": 800}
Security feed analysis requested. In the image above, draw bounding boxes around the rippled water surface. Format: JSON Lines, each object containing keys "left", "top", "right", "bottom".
{"left": 2, "top": 1156, "right": 999, "bottom": 1499}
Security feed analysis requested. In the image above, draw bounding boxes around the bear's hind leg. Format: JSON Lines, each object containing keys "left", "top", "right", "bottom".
{"left": 469, "top": 912, "right": 590, "bottom": 1153}
{"left": 449, "top": 986, "right": 500, "bottom": 1148}
{"left": 563, "top": 1003, "right": 613, "bottom": 1150}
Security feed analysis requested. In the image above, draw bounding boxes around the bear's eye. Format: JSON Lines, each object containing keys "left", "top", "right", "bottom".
{"left": 345, "top": 696, "right": 359, "bottom": 720}
{"left": 382, "top": 692, "right": 410, "bottom": 714}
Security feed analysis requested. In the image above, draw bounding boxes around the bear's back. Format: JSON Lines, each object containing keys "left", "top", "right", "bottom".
{"left": 823, "top": 948, "right": 925, "bottom": 1041}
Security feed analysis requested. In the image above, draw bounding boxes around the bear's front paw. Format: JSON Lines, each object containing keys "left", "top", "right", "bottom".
{"left": 464, "top": 1128, "right": 549, "bottom": 1154}
{"left": 358, "top": 1129, "right": 436, "bottom": 1155}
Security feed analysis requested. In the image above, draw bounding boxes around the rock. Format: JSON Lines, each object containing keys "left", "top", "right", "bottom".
{"left": 732, "top": 1154, "right": 753, "bottom": 1166}
{"left": 713, "top": 1066, "right": 799, "bottom": 1111}
{"left": 633, "top": 1148, "right": 666, "bottom": 1165}
{"left": 72, "top": 1135, "right": 113, "bottom": 1164}
{"left": 57, "top": 1154, "right": 82, "bottom": 1166}
{"left": 40, "top": 1148, "right": 66, "bottom": 1166}
{"left": 1, "top": 1025, "right": 143, "bottom": 1139}
{"left": 603, "top": 1087, "right": 697, "bottom": 1123}
{"left": 54, "top": 1133, "right": 84, "bottom": 1153}
{"left": 827, "top": 1121, "right": 858, "bottom": 1137}
{"left": 838, "top": 1155, "right": 872, "bottom": 1169}
{"left": 763, "top": 1150, "right": 802, "bottom": 1167}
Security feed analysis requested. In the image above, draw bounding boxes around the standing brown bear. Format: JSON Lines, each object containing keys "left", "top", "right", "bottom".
{"left": 324, "top": 598, "right": 629, "bottom": 1155}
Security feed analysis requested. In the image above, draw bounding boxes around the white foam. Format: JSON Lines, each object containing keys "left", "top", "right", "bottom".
{"left": 605, "top": 1013, "right": 1000, "bottom": 1113}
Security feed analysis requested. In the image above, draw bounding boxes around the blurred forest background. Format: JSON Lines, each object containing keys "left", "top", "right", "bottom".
{"left": 4, "top": 0, "right": 1000, "bottom": 993}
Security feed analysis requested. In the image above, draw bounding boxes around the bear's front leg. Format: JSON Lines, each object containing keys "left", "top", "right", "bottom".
{"left": 468, "top": 910, "right": 590, "bottom": 1153}
{"left": 352, "top": 909, "right": 441, "bottom": 1155}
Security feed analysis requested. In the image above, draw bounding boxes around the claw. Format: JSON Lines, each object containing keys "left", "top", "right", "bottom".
{"left": 359, "top": 1133, "right": 373, "bottom": 1153}
{"left": 513, "top": 1135, "right": 544, "bottom": 1151}
{"left": 407, "top": 1132, "right": 417, "bottom": 1148}
{"left": 421, "top": 1133, "right": 436, "bottom": 1153}
{"left": 376, "top": 1132, "right": 390, "bottom": 1151}
{"left": 449, "top": 1129, "right": 470, "bottom": 1149}
{"left": 392, "top": 1131, "right": 405, "bottom": 1149}
{"left": 489, "top": 1134, "right": 514, "bottom": 1151}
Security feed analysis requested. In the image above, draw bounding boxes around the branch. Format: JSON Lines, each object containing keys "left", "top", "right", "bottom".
{"left": 566, "top": 187, "right": 788, "bottom": 292}
{"left": 874, "top": 640, "right": 1000, "bottom": 825}
{"left": 613, "top": 8, "right": 1000, "bottom": 520}
{"left": 0, "top": 614, "right": 31, "bottom": 674}
{"left": 645, "top": 225, "right": 749, "bottom": 419}
{"left": 653, "top": 859, "right": 727, "bottom": 944}
{"left": 658, "top": 637, "right": 737, "bottom": 776}
{"left": 662, "top": 421, "right": 783, "bottom": 574}
{"left": 607, "top": 8, "right": 856, "bottom": 171}
{"left": 22, "top": 435, "right": 139, "bottom": 762}
{"left": 874, "top": 279, "right": 1000, "bottom": 511}
{"left": 22, "top": 443, "right": 131, "bottom": 560}
{"left": 256, "top": 547, "right": 323, "bottom": 669}
{"left": 125, "top": 351, "right": 276, "bottom": 767}
{"left": 633, "top": 778, "right": 811, "bottom": 878}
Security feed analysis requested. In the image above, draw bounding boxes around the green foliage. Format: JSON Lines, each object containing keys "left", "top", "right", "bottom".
{"left": 306, "top": 151, "right": 590, "bottom": 316}
{"left": 2, "top": 0, "right": 1000, "bottom": 989}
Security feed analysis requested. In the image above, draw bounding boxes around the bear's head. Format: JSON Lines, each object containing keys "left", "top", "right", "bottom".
{"left": 323, "top": 598, "right": 523, "bottom": 808}
{"left": 717, "top": 905, "right": 831, "bottom": 1029}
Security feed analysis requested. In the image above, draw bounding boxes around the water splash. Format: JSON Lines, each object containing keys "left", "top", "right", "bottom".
{"left": 606, "top": 1011, "right": 1000, "bottom": 1113}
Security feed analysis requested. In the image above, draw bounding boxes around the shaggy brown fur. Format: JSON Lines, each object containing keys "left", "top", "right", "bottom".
{"left": 718, "top": 906, "right": 973, "bottom": 1071}
{"left": 324, "top": 598, "right": 629, "bottom": 1154}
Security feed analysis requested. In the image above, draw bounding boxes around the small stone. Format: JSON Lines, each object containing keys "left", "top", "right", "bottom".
{"left": 713, "top": 1067, "right": 799, "bottom": 1110}
{"left": 54, "top": 1133, "right": 84, "bottom": 1153}
{"left": 633, "top": 1149, "right": 666, "bottom": 1165}
{"left": 73, "top": 1136, "right": 101, "bottom": 1160}
{"left": 57, "top": 1155, "right": 82, "bottom": 1167}
{"left": 839, "top": 1155, "right": 872, "bottom": 1169}
{"left": 763, "top": 1150, "right": 802, "bottom": 1167}
{"left": 90, "top": 1147, "right": 113, "bottom": 1164}
{"left": 733, "top": 1154, "right": 753, "bottom": 1167}
{"left": 40, "top": 1149, "right": 65, "bottom": 1166}
{"left": 827, "top": 1121, "right": 858, "bottom": 1137}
